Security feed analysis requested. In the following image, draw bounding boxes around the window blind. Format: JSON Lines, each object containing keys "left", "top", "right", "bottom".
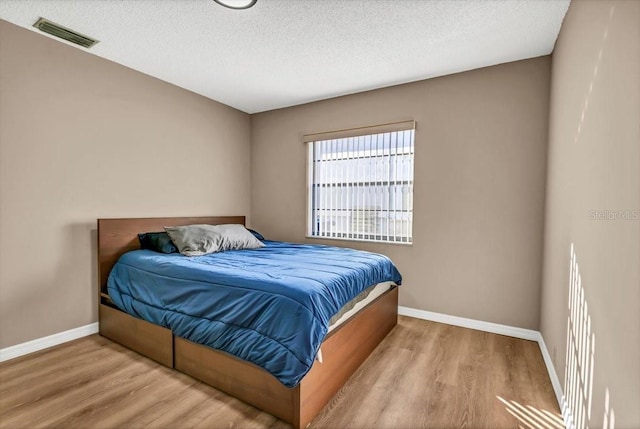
{"left": 306, "top": 121, "right": 415, "bottom": 244}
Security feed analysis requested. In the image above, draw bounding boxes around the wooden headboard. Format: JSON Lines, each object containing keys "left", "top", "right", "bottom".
{"left": 97, "top": 216, "right": 246, "bottom": 296}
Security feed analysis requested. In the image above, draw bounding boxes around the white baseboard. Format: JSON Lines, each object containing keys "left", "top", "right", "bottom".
{"left": 398, "top": 306, "right": 540, "bottom": 341}
{"left": 0, "top": 322, "right": 99, "bottom": 363}
{"left": 399, "top": 305, "right": 574, "bottom": 428}
{"left": 535, "top": 333, "right": 564, "bottom": 410}
{"left": 536, "top": 333, "right": 575, "bottom": 429}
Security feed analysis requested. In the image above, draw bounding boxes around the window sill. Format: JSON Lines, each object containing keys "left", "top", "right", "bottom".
{"left": 305, "top": 235, "right": 413, "bottom": 246}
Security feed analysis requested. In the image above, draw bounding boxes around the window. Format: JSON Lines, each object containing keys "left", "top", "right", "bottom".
{"left": 306, "top": 121, "right": 415, "bottom": 244}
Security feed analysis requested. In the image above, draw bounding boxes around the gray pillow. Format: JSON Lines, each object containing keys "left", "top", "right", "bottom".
{"left": 164, "top": 224, "right": 265, "bottom": 256}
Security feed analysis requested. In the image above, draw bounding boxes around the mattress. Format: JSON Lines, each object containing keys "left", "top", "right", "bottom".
{"left": 107, "top": 240, "right": 401, "bottom": 387}
{"left": 328, "top": 281, "right": 394, "bottom": 333}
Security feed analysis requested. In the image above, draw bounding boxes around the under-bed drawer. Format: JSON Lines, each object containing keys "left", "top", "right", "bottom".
{"left": 99, "top": 303, "right": 173, "bottom": 367}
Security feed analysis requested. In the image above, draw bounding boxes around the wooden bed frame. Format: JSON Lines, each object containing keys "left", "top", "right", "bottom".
{"left": 98, "top": 216, "right": 398, "bottom": 429}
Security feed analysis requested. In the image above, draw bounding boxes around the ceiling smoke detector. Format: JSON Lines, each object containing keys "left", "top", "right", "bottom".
{"left": 33, "top": 17, "right": 99, "bottom": 48}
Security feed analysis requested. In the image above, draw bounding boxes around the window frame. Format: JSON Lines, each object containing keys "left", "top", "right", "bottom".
{"left": 305, "top": 120, "right": 416, "bottom": 245}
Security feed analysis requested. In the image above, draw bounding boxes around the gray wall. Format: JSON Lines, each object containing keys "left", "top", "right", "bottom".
{"left": 541, "top": 0, "right": 640, "bottom": 427}
{"left": 251, "top": 57, "right": 551, "bottom": 330}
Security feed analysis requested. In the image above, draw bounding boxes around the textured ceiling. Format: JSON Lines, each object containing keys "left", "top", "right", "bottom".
{"left": 0, "top": 0, "right": 570, "bottom": 113}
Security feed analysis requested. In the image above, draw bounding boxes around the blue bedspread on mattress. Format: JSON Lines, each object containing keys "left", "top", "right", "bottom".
{"left": 107, "top": 240, "right": 402, "bottom": 387}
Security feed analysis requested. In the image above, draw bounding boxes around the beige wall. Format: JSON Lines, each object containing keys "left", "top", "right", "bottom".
{"left": 541, "top": 0, "right": 640, "bottom": 427}
{"left": 0, "top": 20, "right": 251, "bottom": 348}
{"left": 251, "top": 57, "right": 551, "bottom": 330}
{"left": 2, "top": 3, "right": 637, "bottom": 423}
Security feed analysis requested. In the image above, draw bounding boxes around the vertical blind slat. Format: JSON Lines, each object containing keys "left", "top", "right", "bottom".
{"left": 357, "top": 135, "right": 362, "bottom": 239}
{"left": 345, "top": 137, "right": 353, "bottom": 238}
{"left": 386, "top": 132, "right": 392, "bottom": 242}
{"left": 400, "top": 130, "right": 405, "bottom": 242}
{"left": 365, "top": 135, "right": 370, "bottom": 240}
{"left": 320, "top": 142, "right": 325, "bottom": 236}
{"left": 393, "top": 130, "right": 399, "bottom": 240}
{"left": 330, "top": 138, "right": 335, "bottom": 238}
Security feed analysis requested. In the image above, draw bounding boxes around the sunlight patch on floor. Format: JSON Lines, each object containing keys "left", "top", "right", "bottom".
{"left": 497, "top": 396, "right": 565, "bottom": 429}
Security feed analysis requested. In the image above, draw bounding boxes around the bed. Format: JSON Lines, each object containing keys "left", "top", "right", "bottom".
{"left": 98, "top": 216, "right": 400, "bottom": 428}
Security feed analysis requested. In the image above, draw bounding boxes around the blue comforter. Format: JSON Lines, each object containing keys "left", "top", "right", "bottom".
{"left": 107, "top": 240, "right": 402, "bottom": 387}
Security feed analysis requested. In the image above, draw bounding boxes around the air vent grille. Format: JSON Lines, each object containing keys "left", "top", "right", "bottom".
{"left": 33, "top": 18, "right": 98, "bottom": 48}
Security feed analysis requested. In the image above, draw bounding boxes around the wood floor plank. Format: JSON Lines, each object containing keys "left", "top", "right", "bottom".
{"left": 0, "top": 345, "right": 133, "bottom": 411}
{"left": 0, "top": 338, "right": 105, "bottom": 386}
{"left": 2, "top": 358, "right": 158, "bottom": 427}
{"left": 0, "top": 316, "right": 562, "bottom": 429}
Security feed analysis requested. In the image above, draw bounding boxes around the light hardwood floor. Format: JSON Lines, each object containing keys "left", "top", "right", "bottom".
{"left": 0, "top": 316, "right": 563, "bottom": 429}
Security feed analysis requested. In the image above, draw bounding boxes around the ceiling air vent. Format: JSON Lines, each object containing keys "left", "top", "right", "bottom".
{"left": 33, "top": 18, "right": 99, "bottom": 48}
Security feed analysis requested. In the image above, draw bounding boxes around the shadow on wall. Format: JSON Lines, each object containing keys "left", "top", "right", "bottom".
{"left": 54, "top": 223, "right": 99, "bottom": 323}
{"left": 563, "top": 243, "right": 615, "bottom": 429}
{"left": 90, "top": 227, "right": 98, "bottom": 319}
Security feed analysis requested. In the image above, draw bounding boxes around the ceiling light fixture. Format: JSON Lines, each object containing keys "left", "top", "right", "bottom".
{"left": 213, "top": 0, "right": 257, "bottom": 10}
